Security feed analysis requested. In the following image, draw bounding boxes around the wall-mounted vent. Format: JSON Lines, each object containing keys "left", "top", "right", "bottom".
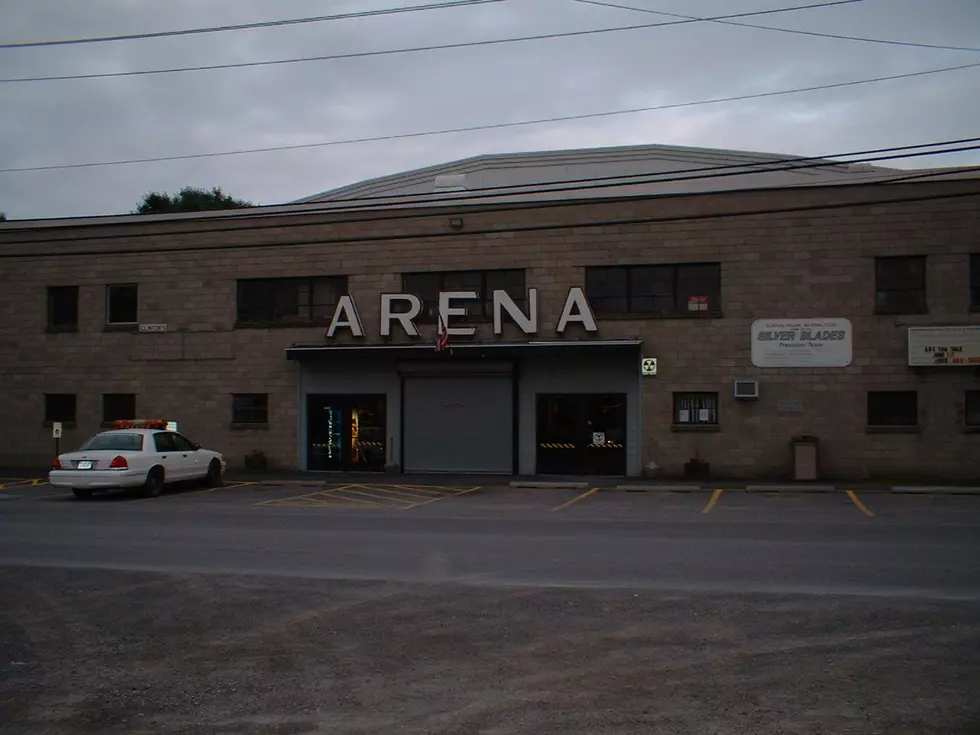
{"left": 734, "top": 379, "right": 760, "bottom": 400}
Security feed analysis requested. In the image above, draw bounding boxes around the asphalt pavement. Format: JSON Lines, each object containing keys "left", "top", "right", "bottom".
{"left": 1, "top": 480, "right": 979, "bottom": 733}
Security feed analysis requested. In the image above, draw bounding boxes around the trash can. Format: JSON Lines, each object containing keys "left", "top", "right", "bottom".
{"left": 791, "top": 435, "right": 819, "bottom": 481}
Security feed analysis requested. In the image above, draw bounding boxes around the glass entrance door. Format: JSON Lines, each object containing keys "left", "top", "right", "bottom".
{"left": 536, "top": 393, "right": 627, "bottom": 475}
{"left": 307, "top": 394, "right": 387, "bottom": 471}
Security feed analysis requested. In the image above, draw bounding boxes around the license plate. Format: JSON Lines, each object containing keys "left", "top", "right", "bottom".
{"left": 77, "top": 460, "right": 93, "bottom": 470}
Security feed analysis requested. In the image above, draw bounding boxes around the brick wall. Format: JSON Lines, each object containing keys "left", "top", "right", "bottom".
{"left": 1, "top": 179, "right": 978, "bottom": 479}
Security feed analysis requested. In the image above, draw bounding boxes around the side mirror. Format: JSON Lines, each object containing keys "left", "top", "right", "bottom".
{"left": 192, "top": 442, "right": 201, "bottom": 450}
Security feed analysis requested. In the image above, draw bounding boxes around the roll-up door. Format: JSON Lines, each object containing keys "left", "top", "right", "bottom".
{"left": 403, "top": 375, "right": 513, "bottom": 473}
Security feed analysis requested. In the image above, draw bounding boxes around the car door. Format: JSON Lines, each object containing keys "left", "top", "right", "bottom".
{"left": 151, "top": 431, "right": 184, "bottom": 482}
{"left": 171, "top": 432, "right": 204, "bottom": 480}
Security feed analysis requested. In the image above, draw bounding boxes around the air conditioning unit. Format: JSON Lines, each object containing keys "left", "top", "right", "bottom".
{"left": 733, "top": 379, "right": 760, "bottom": 400}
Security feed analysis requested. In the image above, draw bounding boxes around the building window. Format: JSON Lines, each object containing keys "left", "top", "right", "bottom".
{"left": 586, "top": 263, "right": 721, "bottom": 317}
{"left": 232, "top": 393, "right": 268, "bottom": 424}
{"left": 402, "top": 269, "right": 525, "bottom": 323}
{"left": 966, "top": 391, "right": 980, "bottom": 427}
{"left": 106, "top": 284, "right": 139, "bottom": 325}
{"left": 867, "top": 391, "right": 917, "bottom": 426}
{"left": 47, "top": 286, "right": 79, "bottom": 332}
{"left": 970, "top": 254, "right": 979, "bottom": 310}
{"left": 236, "top": 276, "right": 347, "bottom": 325}
{"left": 44, "top": 393, "right": 76, "bottom": 423}
{"left": 875, "top": 256, "right": 926, "bottom": 314}
{"left": 673, "top": 392, "right": 719, "bottom": 425}
{"left": 102, "top": 394, "right": 136, "bottom": 423}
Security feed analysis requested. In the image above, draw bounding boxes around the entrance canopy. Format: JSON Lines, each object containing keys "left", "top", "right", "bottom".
{"left": 285, "top": 339, "right": 643, "bottom": 361}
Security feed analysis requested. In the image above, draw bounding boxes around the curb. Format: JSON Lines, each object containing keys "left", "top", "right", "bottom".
{"left": 615, "top": 484, "right": 703, "bottom": 492}
{"left": 510, "top": 481, "right": 590, "bottom": 489}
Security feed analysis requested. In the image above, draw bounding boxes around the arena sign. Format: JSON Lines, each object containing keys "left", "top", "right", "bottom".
{"left": 325, "top": 287, "right": 598, "bottom": 339}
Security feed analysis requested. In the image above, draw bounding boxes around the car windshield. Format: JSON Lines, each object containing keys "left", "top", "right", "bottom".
{"left": 79, "top": 433, "right": 144, "bottom": 452}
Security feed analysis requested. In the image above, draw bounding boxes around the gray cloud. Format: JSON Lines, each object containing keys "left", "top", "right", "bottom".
{"left": 1, "top": 0, "right": 978, "bottom": 219}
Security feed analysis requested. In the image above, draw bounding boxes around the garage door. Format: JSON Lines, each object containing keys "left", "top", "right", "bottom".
{"left": 403, "top": 376, "right": 513, "bottom": 473}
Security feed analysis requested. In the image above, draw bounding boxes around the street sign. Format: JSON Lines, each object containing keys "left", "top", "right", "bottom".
{"left": 166, "top": 421, "right": 178, "bottom": 432}
{"left": 641, "top": 357, "right": 658, "bottom": 376}
{"left": 592, "top": 431, "right": 606, "bottom": 446}
{"left": 52, "top": 422, "right": 62, "bottom": 439}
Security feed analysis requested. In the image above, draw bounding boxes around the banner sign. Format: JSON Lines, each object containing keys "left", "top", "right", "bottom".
{"left": 751, "top": 318, "right": 853, "bottom": 367}
{"left": 907, "top": 326, "right": 980, "bottom": 366}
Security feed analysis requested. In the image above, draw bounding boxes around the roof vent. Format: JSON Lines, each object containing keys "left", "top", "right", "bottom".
{"left": 433, "top": 174, "right": 469, "bottom": 192}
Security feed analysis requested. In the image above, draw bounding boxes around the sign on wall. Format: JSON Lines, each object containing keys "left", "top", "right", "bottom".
{"left": 751, "top": 319, "right": 853, "bottom": 368}
{"left": 908, "top": 326, "right": 980, "bottom": 366}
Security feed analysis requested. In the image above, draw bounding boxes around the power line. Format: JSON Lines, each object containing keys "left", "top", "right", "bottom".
{"left": 2, "top": 188, "right": 977, "bottom": 259}
{"left": 0, "top": 0, "right": 509, "bottom": 49}
{"left": 571, "top": 0, "right": 980, "bottom": 53}
{"left": 3, "top": 138, "right": 976, "bottom": 239}
{"left": 3, "top": 60, "right": 978, "bottom": 174}
{"left": 0, "top": 0, "right": 866, "bottom": 84}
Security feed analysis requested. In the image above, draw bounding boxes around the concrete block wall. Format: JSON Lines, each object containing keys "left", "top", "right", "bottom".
{"left": 1, "top": 179, "right": 978, "bottom": 479}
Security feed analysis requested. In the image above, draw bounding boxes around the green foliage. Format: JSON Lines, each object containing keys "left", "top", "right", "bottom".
{"left": 134, "top": 186, "right": 252, "bottom": 215}
{"left": 0, "top": 212, "right": 6, "bottom": 221}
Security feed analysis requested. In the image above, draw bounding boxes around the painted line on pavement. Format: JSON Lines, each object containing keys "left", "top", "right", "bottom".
{"left": 353, "top": 485, "right": 440, "bottom": 501}
{"left": 255, "top": 483, "right": 356, "bottom": 506}
{"left": 701, "top": 488, "right": 724, "bottom": 514}
{"left": 551, "top": 487, "right": 599, "bottom": 512}
{"left": 336, "top": 487, "right": 413, "bottom": 505}
{"left": 846, "top": 490, "right": 875, "bottom": 517}
{"left": 404, "top": 485, "right": 484, "bottom": 509}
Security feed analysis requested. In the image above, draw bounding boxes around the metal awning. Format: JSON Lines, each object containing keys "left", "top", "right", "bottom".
{"left": 285, "top": 339, "right": 643, "bottom": 361}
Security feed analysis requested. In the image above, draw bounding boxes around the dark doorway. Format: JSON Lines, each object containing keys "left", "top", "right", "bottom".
{"left": 307, "top": 394, "right": 387, "bottom": 471}
{"left": 536, "top": 393, "right": 627, "bottom": 475}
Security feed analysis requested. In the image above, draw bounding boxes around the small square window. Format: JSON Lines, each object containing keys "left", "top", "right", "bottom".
{"left": 867, "top": 390, "right": 917, "bottom": 426}
{"left": 966, "top": 391, "right": 980, "bottom": 428}
{"left": 44, "top": 393, "right": 76, "bottom": 423}
{"left": 106, "top": 284, "right": 139, "bottom": 325}
{"left": 875, "top": 256, "right": 926, "bottom": 314}
{"left": 103, "top": 394, "right": 135, "bottom": 423}
{"left": 47, "top": 286, "right": 79, "bottom": 332}
{"left": 673, "top": 392, "right": 719, "bottom": 425}
{"left": 232, "top": 393, "right": 268, "bottom": 424}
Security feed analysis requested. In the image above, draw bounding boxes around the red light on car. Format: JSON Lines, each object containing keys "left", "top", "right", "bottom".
{"left": 109, "top": 455, "right": 128, "bottom": 469}
{"left": 52, "top": 458, "right": 62, "bottom": 469}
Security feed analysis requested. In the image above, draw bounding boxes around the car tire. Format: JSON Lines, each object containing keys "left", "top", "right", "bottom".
{"left": 73, "top": 489, "right": 93, "bottom": 500}
{"left": 205, "top": 460, "right": 223, "bottom": 488}
{"left": 142, "top": 468, "right": 164, "bottom": 498}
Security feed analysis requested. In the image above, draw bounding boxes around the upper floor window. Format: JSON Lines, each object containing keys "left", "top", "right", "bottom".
{"left": 232, "top": 393, "right": 269, "bottom": 425}
{"left": 970, "top": 254, "right": 979, "bottom": 310}
{"left": 44, "top": 393, "right": 76, "bottom": 424}
{"left": 966, "top": 391, "right": 980, "bottom": 428}
{"left": 106, "top": 284, "right": 139, "bottom": 325}
{"left": 402, "top": 269, "right": 525, "bottom": 323}
{"left": 867, "top": 390, "right": 917, "bottom": 427}
{"left": 103, "top": 393, "right": 136, "bottom": 423}
{"left": 47, "top": 286, "right": 78, "bottom": 332}
{"left": 585, "top": 263, "right": 721, "bottom": 317}
{"left": 875, "top": 256, "right": 925, "bottom": 314}
{"left": 236, "top": 276, "right": 347, "bottom": 326}
{"left": 673, "top": 392, "right": 719, "bottom": 426}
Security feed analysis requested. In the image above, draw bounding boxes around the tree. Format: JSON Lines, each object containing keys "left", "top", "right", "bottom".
{"left": 0, "top": 212, "right": 6, "bottom": 221}
{"left": 134, "top": 186, "right": 252, "bottom": 215}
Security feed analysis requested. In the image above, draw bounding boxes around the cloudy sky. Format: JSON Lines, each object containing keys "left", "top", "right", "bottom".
{"left": 1, "top": 0, "right": 978, "bottom": 220}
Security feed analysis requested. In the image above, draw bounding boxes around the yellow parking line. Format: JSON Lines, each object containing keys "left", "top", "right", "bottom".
{"left": 354, "top": 485, "right": 439, "bottom": 501}
{"left": 846, "top": 490, "right": 875, "bottom": 517}
{"left": 329, "top": 488, "right": 400, "bottom": 506}
{"left": 255, "top": 484, "right": 352, "bottom": 506}
{"left": 702, "top": 489, "right": 724, "bottom": 514}
{"left": 404, "top": 485, "right": 484, "bottom": 509}
{"left": 551, "top": 487, "right": 599, "bottom": 512}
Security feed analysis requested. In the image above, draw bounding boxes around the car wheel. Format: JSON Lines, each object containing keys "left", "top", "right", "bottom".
{"left": 73, "top": 489, "right": 93, "bottom": 500}
{"left": 142, "top": 468, "right": 164, "bottom": 498}
{"left": 205, "top": 460, "right": 224, "bottom": 488}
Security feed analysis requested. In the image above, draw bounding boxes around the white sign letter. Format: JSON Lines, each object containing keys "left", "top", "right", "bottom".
{"left": 556, "top": 287, "right": 598, "bottom": 333}
{"left": 439, "top": 291, "right": 478, "bottom": 337}
{"left": 326, "top": 295, "right": 364, "bottom": 337}
{"left": 380, "top": 293, "right": 422, "bottom": 337}
{"left": 493, "top": 288, "right": 538, "bottom": 335}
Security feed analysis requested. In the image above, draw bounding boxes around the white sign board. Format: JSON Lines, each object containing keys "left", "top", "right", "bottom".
{"left": 52, "top": 422, "right": 62, "bottom": 439}
{"left": 138, "top": 323, "right": 168, "bottom": 333}
{"left": 908, "top": 326, "right": 980, "bottom": 366}
{"left": 641, "top": 357, "right": 658, "bottom": 376}
{"left": 751, "top": 319, "right": 852, "bottom": 368}
{"left": 166, "top": 421, "right": 178, "bottom": 432}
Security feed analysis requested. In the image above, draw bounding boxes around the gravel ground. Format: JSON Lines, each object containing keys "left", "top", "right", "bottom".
{"left": 1, "top": 566, "right": 978, "bottom": 735}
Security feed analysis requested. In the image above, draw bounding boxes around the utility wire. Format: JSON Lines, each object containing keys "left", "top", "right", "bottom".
{"left": 2, "top": 189, "right": 976, "bottom": 259}
{"left": 3, "top": 138, "right": 976, "bottom": 239}
{"left": 0, "top": 0, "right": 867, "bottom": 84}
{"left": 3, "top": 60, "right": 979, "bottom": 174}
{"left": 0, "top": 0, "right": 510, "bottom": 49}
{"left": 571, "top": 0, "right": 980, "bottom": 53}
